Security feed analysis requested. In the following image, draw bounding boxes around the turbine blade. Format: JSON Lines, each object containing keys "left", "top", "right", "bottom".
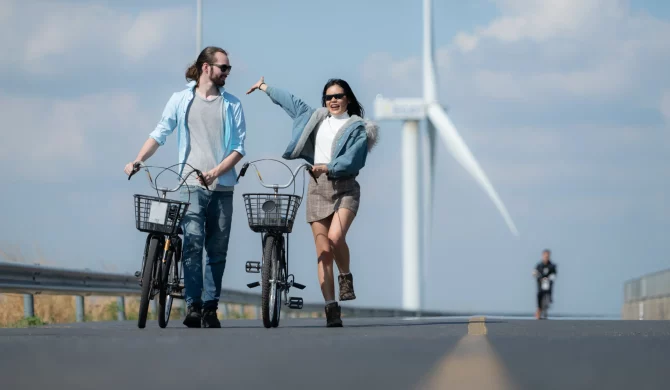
{"left": 423, "top": 0, "right": 437, "bottom": 103}
{"left": 427, "top": 103, "right": 520, "bottom": 236}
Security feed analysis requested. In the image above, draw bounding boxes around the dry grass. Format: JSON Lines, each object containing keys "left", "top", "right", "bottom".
{"left": 0, "top": 293, "right": 326, "bottom": 327}
{"left": 0, "top": 294, "right": 156, "bottom": 327}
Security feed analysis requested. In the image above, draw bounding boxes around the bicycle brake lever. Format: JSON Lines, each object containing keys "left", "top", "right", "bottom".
{"left": 128, "top": 162, "right": 141, "bottom": 180}
{"left": 194, "top": 169, "right": 210, "bottom": 191}
{"left": 236, "top": 162, "right": 250, "bottom": 183}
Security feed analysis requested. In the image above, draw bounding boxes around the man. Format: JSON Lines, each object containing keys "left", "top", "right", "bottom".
{"left": 124, "top": 46, "right": 246, "bottom": 328}
{"left": 533, "top": 249, "right": 557, "bottom": 319}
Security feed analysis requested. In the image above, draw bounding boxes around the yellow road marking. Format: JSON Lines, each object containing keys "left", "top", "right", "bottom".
{"left": 468, "top": 316, "right": 487, "bottom": 336}
{"left": 414, "top": 316, "right": 516, "bottom": 390}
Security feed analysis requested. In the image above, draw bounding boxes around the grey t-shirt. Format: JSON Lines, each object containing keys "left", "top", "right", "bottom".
{"left": 184, "top": 93, "right": 233, "bottom": 191}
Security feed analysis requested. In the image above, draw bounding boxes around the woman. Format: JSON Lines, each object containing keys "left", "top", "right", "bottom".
{"left": 246, "top": 76, "right": 379, "bottom": 327}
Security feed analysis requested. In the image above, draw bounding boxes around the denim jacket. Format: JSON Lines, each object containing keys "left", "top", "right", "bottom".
{"left": 149, "top": 81, "right": 246, "bottom": 187}
{"left": 264, "top": 85, "right": 379, "bottom": 179}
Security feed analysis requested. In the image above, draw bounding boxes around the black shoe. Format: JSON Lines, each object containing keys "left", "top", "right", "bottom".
{"left": 183, "top": 304, "right": 202, "bottom": 328}
{"left": 202, "top": 309, "right": 221, "bottom": 328}
{"left": 338, "top": 273, "right": 356, "bottom": 301}
{"left": 325, "top": 302, "right": 343, "bottom": 328}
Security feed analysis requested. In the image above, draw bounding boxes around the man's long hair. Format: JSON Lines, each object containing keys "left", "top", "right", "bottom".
{"left": 185, "top": 46, "right": 228, "bottom": 86}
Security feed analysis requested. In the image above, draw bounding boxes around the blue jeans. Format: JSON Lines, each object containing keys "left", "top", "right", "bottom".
{"left": 180, "top": 187, "right": 233, "bottom": 311}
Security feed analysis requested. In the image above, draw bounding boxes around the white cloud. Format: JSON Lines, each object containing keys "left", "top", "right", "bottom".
{"left": 476, "top": 0, "right": 625, "bottom": 46}
{"left": 0, "top": 92, "right": 149, "bottom": 179}
{"left": 1, "top": 1, "right": 190, "bottom": 74}
{"left": 361, "top": 0, "right": 670, "bottom": 115}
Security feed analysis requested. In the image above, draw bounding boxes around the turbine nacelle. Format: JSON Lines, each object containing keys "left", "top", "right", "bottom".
{"left": 374, "top": 95, "right": 427, "bottom": 121}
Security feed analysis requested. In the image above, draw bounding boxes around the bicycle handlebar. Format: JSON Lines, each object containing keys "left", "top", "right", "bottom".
{"left": 128, "top": 161, "right": 210, "bottom": 192}
{"left": 236, "top": 159, "right": 315, "bottom": 189}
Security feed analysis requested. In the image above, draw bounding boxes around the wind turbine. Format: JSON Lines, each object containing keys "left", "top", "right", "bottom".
{"left": 373, "top": 0, "right": 520, "bottom": 313}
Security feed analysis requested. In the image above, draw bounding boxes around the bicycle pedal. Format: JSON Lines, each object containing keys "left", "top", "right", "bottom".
{"left": 292, "top": 282, "right": 306, "bottom": 290}
{"left": 245, "top": 261, "right": 261, "bottom": 273}
{"left": 134, "top": 271, "right": 141, "bottom": 277}
{"left": 288, "top": 297, "right": 303, "bottom": 309}
{"left": 247, "top": 281, "right": 260, "bottom": 288}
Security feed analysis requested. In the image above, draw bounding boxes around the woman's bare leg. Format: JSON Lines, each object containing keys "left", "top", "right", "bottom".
{"left": 310, "top": 215, "right": 335, "bottom": 301}
{"left": 328, "top": 208, "right": 357, "bottom": 274}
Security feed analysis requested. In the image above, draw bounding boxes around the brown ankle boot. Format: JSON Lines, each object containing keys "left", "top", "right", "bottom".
{"left": 338, "top": 273, "right": 356, "bottom": 301}
{"left": 325, "top": 302, "right": 343, "bottom": 327}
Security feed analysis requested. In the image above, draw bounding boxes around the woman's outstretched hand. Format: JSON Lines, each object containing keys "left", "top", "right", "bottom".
{"left": 246, "top": 76, "right": 265, "bottom": 95}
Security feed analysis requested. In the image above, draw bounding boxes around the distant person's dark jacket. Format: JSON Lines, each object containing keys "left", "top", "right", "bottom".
{"left": 534, "top": 261, "right": 557, "bottom": 291}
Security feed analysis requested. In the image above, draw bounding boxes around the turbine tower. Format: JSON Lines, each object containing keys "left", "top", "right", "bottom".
{"left": 373, "top": 0, "right": 520, "bottom": 312}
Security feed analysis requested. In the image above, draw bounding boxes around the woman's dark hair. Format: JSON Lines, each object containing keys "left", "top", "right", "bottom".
{"left": 321, "top": 79, "right": 365, "bottom": 118}
{"left": 185, "top": 46, "right": 228, "bottom": 85}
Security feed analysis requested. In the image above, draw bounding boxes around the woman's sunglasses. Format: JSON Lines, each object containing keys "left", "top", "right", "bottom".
{"left": 324, "top": 93, "right": 346, "bottom": 101}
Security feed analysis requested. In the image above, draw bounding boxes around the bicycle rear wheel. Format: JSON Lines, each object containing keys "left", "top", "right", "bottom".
{"left": 138, "top": 236, "right": 161, "bottom": 329}
{"left": 261, "top": 234, "right": 281, "bottom": 329}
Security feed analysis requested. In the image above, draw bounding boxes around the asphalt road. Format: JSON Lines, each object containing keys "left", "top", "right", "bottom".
{"left": 1, "top": 316, "right": 669, "bottom": 389}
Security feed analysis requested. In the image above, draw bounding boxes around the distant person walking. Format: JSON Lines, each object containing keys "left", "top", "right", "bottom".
{"left": 532, "top": 249, "right": 557, "bottom": 319}
{"left": 125, "top": 46, "right": 247, "bottom": 328}
{"left": 246, "top": 76, "right": 379, "bottom": 327}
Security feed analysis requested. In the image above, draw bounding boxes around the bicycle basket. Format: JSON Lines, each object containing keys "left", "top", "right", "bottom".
{"left": 134, "top": 194, "right": 189, "bottom": 235}
{"left": 242, "top": 193, "right": 302, "bottom": 233}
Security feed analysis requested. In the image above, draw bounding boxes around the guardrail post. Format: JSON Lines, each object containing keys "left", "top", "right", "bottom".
{"left": 238, "top": 304, "right": 245, "bottom": 319}
{"left": 181, "top": 300, "right": 187, "bottom": 319}
{"left": 222, "top": 303, "right": 229, "bottom": 319}
{"left": 255, "top": 305, "right": 261, "bottom": 319}
{"left": 23, "top": 294, "right": 34, "bottom": 318}
{"left": 150, "top": 300, "right": 157, "bottom": 318}
{"left": 75, "top": 296, "right": 85, "bottom": 322}
{"left": 117, "top": 296, "right": 126, "bottom": 321}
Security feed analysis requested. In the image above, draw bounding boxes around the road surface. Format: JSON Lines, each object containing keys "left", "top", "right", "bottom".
{"left": 1, "top": 316, "right": 669, "bottom": 389}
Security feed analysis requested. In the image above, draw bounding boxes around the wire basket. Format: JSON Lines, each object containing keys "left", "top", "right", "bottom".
{"left": 242, "top": 193, "right": 302, "bottom": 233}
{"left": 134, "top": 194, "right": 190, "bottom": 235}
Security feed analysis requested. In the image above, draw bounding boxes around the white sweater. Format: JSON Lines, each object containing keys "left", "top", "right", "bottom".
{"left": 314, "top": 112, "right": 350, "bottom": 164}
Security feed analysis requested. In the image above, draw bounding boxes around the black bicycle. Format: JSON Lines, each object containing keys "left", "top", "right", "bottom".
{"left": 236, "top": 159, "right": 315, "bottom": 328}
{"left": 128, "top": 161, "right": 209, "bottom": 329}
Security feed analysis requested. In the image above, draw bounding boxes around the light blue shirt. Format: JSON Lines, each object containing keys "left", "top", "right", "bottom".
{"left": 149, "top": 81, "right": 246, "bottom": 187}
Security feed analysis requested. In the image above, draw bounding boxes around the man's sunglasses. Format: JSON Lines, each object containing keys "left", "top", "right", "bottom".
{"left": 210, "top": 63, "right": 232, "bottom": 73}
{"left": 324, "top": 93, "right": 346, "bottom": 101}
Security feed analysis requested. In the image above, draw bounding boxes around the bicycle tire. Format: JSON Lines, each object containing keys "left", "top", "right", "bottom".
{"left": 271, "top": 237, "right": 285, "bottom": 328}
{"left": 157, "top": 248, "right": 173, "bottom": 328}
{"left": 261, "top": 234, "right": 279, "bottom": 329}
{"left": 138, "top": 236, "right": 160, "bottom": 329}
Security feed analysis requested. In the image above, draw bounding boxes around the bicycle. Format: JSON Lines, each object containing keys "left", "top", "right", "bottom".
{"left": 127, "top": 161, "right": 209, "bottom": 329}
{"left": 236, "top": 159, "right": 316, "bottom": 328}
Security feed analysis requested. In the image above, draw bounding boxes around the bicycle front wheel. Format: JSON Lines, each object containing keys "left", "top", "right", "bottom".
{"left": 138, "top": 236, "right": 161, "bottom": 329}
{"left": 157, "top": 247, "right": 174, "bottom": 328}
{"left": 261, "top": 234, "right": 281, "bottom": 329}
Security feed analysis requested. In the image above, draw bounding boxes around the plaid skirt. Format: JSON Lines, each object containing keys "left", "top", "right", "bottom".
{"left": 306, "top": 174, "right": 360, "bottom": 223}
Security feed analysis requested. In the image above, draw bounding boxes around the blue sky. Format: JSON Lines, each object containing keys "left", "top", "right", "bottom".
{"left": 1, "top": 0, "right": 668, "bottom": 316}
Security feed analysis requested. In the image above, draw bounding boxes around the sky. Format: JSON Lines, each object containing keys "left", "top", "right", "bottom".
{"left": 1, "top": 0, "right": 668, "bottom": 317}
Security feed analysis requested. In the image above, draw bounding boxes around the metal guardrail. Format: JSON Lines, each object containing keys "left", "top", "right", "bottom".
{"left": 623, "top": 268, "right": 670, "bottom": 303}
{"left": 0, "top": 262, "right": 455, "bottom": 321}
{"left": 2, "top": 262, "right": 606, "bottom": 323}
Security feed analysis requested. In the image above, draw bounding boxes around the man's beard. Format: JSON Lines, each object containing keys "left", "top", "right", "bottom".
{"left": 213, "top": 76, "right": 226, "bottom": 87}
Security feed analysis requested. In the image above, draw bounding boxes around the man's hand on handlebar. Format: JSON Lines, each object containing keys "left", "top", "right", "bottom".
{"left": 126, "top": 161, "right": 142, "bottom": 180}
{"left": 197, "top": 169, "right": 216, "bottom": 189}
